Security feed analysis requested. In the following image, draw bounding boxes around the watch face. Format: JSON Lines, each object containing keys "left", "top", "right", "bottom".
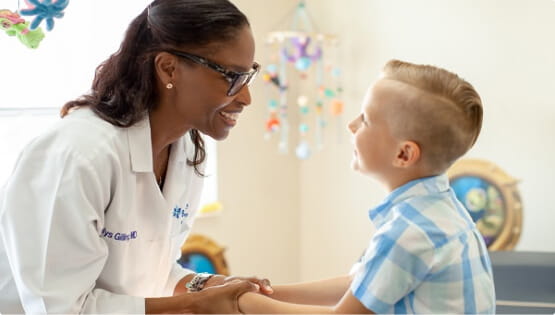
{"left": 178, "top": 252, "right": 217, "bottom": 274}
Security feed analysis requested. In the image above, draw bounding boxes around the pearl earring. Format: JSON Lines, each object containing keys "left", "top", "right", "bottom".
{"left": 166, "top": 83, "right": 174, "bottom": 89}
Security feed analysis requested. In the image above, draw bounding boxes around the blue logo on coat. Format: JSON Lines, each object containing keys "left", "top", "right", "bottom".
{"left": 173, "top": 203, "right": 190, "bottom": 224}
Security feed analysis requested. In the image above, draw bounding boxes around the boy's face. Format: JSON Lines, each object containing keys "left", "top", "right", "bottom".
{"left": 348, "top": 79, "right": 400, "bottom": 178}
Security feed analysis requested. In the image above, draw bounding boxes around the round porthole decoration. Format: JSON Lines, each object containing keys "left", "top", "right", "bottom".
{"left": 178, "top": 234, "right": 229, "bottom": 276}
{"left": 447, "top": 159, "right": 522, "bottom": 250}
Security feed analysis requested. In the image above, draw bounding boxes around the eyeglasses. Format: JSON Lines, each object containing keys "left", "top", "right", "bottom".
{"left": 167, "top": 50, "right": 260, "bottom": 96}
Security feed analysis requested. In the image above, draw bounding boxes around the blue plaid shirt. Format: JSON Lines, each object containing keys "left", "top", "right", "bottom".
{"left": 350, "top": 174, "right": 495, "bottom": 314}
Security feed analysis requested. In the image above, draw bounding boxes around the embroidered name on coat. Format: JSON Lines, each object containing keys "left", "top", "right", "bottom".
{"left": 101, "top": 228, "right": 138, "bottom": 241}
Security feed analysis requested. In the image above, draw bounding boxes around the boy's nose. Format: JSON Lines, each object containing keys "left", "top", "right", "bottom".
{"left": 347, "top": 120, "right": 357, "bottom": 134}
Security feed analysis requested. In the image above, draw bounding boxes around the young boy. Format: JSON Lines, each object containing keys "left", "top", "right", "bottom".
{"left": 238, "top": 60, "right": 495, "bottom": 314}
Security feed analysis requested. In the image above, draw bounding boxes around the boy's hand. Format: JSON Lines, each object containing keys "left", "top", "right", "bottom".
{"left": 206, "top": 274, "right": 274, "bottom": 295}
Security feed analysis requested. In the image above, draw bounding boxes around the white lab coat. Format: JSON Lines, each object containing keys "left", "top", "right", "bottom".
{"left": 0, "top": 108, "right": 204, "bottom": 313}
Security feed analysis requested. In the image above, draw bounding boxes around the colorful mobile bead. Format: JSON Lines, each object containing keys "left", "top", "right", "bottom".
{"left": 330, "top": 99, "right": 344, "bottom": 116}
{"left": 266, "top": 117, "right": 281, "bottom": 132}
{"left": 295, "top": 141, "right": 311, "bottom": 160}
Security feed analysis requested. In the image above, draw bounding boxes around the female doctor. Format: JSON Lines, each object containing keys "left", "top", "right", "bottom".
{"left": 0, "top": 0, "right": 272, "bottom": 313}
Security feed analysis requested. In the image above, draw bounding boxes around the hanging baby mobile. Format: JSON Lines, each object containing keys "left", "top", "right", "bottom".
{"left": 263, "top": 0, "right": 343, "bottom": 160}
{"left": 0, "top": 0, "right": 69, "bottom": 49}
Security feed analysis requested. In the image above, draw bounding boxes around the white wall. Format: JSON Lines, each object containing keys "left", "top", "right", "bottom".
{"left": 297, "top": 0, "right": 555, "bottom": 281}
{"left": 0, "top": 0, "right": 155, "bottom": 188}
{"left": 0, "top": 0, "right": 152, "bottom": 108}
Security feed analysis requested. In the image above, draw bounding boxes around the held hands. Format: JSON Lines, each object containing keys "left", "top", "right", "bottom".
{"left": 188, "top": 280, "right": 259, "bottom": 314}
{"left": 169, "top": 273, "right": 273, "bottom": 314}
{"left": 205, "top": 274, "right": 274, "bottom": 295}
{"left": 147, "top": 280, "right": 258, "bottom": 314}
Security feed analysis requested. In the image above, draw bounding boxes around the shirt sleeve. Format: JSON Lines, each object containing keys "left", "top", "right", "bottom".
{"left": 0, "top": 144, "right": 144, "bottom": 313}
{"left": 350, "top": 216, "right": 435, "bottom": 313}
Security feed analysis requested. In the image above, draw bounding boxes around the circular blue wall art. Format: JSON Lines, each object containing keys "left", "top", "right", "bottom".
{"left": 448, "top": 159, "right": 522, "bottom": 250}
{"left": 178, "top": 252, "right": 217, "bottom": 274}
{"left": 178, "top": 234, "right": 229, "bottom": 275}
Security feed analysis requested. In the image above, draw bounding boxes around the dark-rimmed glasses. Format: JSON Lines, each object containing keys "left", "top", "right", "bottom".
{"left": 167, "top": 50, "right": 260, "bottom": 96}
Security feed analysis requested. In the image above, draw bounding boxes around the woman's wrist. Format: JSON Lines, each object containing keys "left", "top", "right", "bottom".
{"left": 185, "top": 272, "right": 214, "bottom": 292}
{"left": 173, "top": 273, "right": 196, "bottom": 295}
{"left": 145, "top": 294, "right": 193, "bottom": 314}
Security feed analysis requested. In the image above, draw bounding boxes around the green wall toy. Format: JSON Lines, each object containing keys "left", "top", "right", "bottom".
{"left": 0, "top": 9, "right": 45, "bottom": 49}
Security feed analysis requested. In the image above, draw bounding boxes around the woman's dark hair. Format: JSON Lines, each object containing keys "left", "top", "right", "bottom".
{"left": 61, "top": 0, "right": 250, "bottom": 175}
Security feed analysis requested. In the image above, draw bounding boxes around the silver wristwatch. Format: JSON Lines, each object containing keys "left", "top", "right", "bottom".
{"left": 185, "top": 272, "right": 213, "bottom": 292}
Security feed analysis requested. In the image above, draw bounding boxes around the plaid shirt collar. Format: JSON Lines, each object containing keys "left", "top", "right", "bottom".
{"left": 369, "top": 174, "right": 451, "bottom": 228}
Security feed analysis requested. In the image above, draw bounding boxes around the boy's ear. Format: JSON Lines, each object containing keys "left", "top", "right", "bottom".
{"left": 393, "top": 140, "right": 421, "bottom": 168}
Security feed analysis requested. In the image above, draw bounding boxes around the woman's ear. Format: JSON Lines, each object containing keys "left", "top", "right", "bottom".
{"left": 154, "top": 52, "right": 178, "bottom": 85}
{"left": 393, "top": 140, "right": 421, "bottom": 168}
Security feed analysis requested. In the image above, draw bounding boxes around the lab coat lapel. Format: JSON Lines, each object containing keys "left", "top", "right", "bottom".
{"left": 127, "top": 117, "right": 153, "bottom": 173}
{"left": 126, "top": 117, "right": 171, "bottom": 230}
{"left": 161, "top": 133, "right": 192, "bottom": 208}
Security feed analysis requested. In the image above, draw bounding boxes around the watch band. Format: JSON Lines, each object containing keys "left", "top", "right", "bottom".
{"left": 185, "top": 272, "right": 213, "bottom": 292}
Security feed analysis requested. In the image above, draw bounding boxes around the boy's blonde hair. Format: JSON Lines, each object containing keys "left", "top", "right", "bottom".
{"left": 382, "top": 60, "right": 483, "bottom": 172}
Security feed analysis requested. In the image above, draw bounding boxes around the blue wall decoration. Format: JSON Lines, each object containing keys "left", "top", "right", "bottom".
{"left": 448, "top": 159, "right": 522, "bottom": 250}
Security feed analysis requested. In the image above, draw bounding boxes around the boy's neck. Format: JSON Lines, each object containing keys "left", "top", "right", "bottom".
{"left": 382, "top": 168, "right": 442, "bottom": 193}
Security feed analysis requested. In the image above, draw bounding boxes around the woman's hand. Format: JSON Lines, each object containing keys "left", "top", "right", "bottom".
{"left": 205, "top": 274, "right": 274, "bottom": 295}
{"left": 147, "top": 279, "right": 259, "bottom": 314}
{"left": 189, "top": 280, "right": 259, "bottom": 314}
